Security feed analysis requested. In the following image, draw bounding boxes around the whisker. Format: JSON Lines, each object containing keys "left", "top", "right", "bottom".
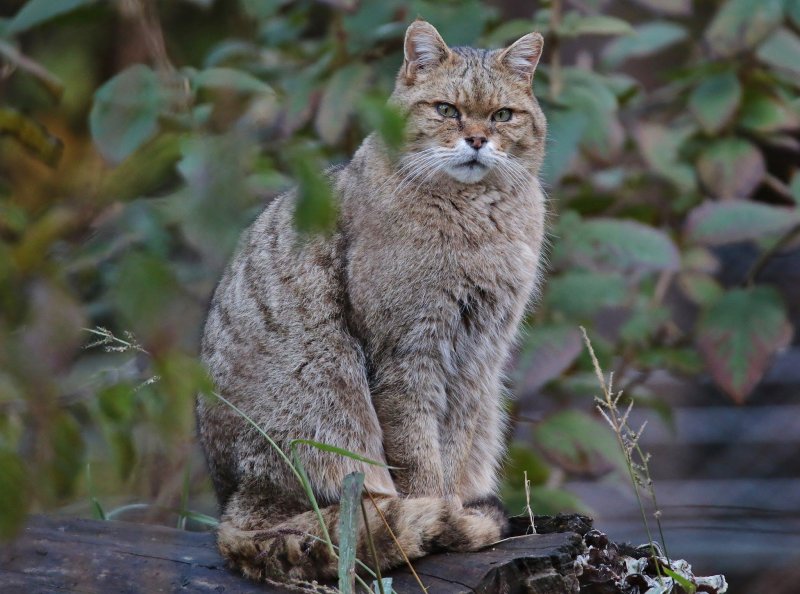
{"left": 376, "top": 148, "right": 444, "bottom": 195}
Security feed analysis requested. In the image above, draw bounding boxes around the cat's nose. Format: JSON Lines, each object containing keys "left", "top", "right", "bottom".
{"left": 464, "top": 136, "right": 488, "bottom": 150}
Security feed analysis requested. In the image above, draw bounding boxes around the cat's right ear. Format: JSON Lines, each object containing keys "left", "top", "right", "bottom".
{"left": 403, "top": 20, "right": 451, "bottom": 81}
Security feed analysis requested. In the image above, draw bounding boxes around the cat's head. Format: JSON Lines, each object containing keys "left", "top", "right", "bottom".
{"left": 390, "top": 20, "right": 546, "bottom": 185}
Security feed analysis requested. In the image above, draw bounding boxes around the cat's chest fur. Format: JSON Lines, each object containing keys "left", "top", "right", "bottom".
{"left": 341, "top": 162, "right": 545, "bottom": 369}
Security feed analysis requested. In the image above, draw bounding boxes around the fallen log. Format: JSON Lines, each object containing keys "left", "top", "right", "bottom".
{"left": 0, "top": 515, "right": 587, "bottom": 593}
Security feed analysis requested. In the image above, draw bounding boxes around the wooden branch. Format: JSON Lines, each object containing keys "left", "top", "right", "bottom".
{"left": 0, "top": 515, "right": 586, "bottom": 593}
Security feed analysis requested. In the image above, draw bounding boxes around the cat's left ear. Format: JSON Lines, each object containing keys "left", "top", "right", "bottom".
{"left": 499, "top": 32, "right": 544, "bottom": 83}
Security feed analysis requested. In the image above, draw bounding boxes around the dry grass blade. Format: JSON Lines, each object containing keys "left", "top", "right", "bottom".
{"left": 524, "top": 470, "right": 536, "bottom": 534}
{"left": 365, "top": 490, "right": 428, "bottom": 594}
{"left": 360, "top": 499, "right": 386, "bottom": 594}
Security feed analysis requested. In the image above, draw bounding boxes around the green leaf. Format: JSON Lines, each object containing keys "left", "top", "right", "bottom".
{"left": 558, "top": 13, "right": 635, "bottom": 37}
{"left": 504, "top": 443, "right": 551, "bottom": 486}
{"left": 688, "top": 71, "right": 742, "bottom": 134}
{"left": 788, "top": 0, "right": 800, "bottom": 28}
{"left": 638, "top": 347, "right": 704, "bottom": 376}
{"left": 629, "top": 0, "right": 691, "bottom": 16}
{"left": 540, "top": 106, "right": 588, "bottom": 185}
{"left": 516, "top": 324, "right": 583, "bottom": 391}
{"left": 705, "top": 0, "right": 784, "bottom": 57}
{"left": 97, "top": 132, "right": 183, "bottom": 202}
{"left": 109, "top": 250, "right": 185, "bottom": 346}
{"left": 696, "top": 138, "right": 765, "bottom": 199}
{"left": 634, "top": 122, "right": 696, "bottom": 191}
{"left": 603, "top": 22, "right": 687, "bottom": 67}
{"left": 501, "top": 482, "right": 590, "bottom": 516}
{"left": 315, "top": 64, "right": 371, "bottom": 145}
{"left": 558, "top": 218, "right": 680, "bottom": 272}
{"left": 411, "top": 0, "right": 489, "bottom": 46}
{"left": 557, "top": 70, "right": 623, "bottom": 160}
{"left": 527, "top": 486, "right": 591, "bottom": 515}
{"left": 338, "top": 472, "right": 364, "bottom": 594}
{"left": 685, "top": 200, "right": 800, "bottom": 244}
{"left": 697, "top": 286, "right": 792, "bottom": 402}
{"left": 739, "top": 89, "right": 800, "bottom": 132}
{"left": 98, "top": 383, "right": 136, "bottom": 424}
{"left": 359, "top": 97, "right": 406, "bottom": 153}
{"left": 155, "top": 354, "right": 214, "bottom": 436}
{"left": 7, "top": 0, "right": 95, "bottom": 35}
{"left": 203, "top": 40, "right": 259, "bottom": 68}
{"left": 0, "top": 107, "right": 63, "bottom": 167}
{"left": 90, "top": 65, "right": 164, "bottom": 164}
{"left": 49, "top": 414, "right": 85, "bottom": 498}
{"left": 501, "top": 479, "right": 591, "bottom": 515}
{"left": 85, "top": 462, "right": 105, "bottom": 521}
{"left": 341, "top": 2, "right": 401, "bottom": 54}
{"left": 662, "top": 567, "right": 697, "bottom": 594}
{"left": 290, "top": 149, "right": 339, "bottom": 235}
{"left": 535, "top": 410, "right": 627, "bottom": 475}
{"left": 239, "top": 0, "right": 287, "bottom": 20}
{"left": 174, "top": 134, "right": 254, "bottom": 268}
{"left": 106, "top": 427, "right": 136, "bottom": 481}
{"left": 756, "top": 28, "right": 800, "bottom": 77}
{"left": 290, "top": 439, "right": 391, "bottom": 468}
{"left": 91, "top": 498, "right": 106, "bottom": 521}
{"left": 0, "top": 450, "right": 28, "bottom": 538}
{"left": 192, "top": 67, "right": 273, "bottom": 94}
{"left": 620, "top": 303, "right": 670, "bottom": 344}
{"left": 372, "top": 578, "right": 393, "bottom": 594}
{"left": 677, "top": 272, "right": 724, "bottom": 306}
{"left": 545, "top": 271, "right": 627, "bottom": 318}
{"left": 177, "top": 510, "right": 220, "bottom": 527}
{"left": 483, "top": 19, "right": 542, "bottom": 47}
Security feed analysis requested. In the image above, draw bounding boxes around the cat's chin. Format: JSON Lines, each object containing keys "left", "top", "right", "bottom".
{"left": 445, "top": 161, "right": 491, "bottom": 184}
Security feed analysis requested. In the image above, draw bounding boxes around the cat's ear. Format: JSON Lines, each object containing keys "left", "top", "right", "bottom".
{"left": 403, "top": 20, "right": 451, "bottom": 79}
{"left": 499, "top": 32, "right": 544, "bottom": 83}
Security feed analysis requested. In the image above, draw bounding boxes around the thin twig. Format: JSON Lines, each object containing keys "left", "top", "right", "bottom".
{"left": 0, "top": 40, "right": 63, "bottom": 100}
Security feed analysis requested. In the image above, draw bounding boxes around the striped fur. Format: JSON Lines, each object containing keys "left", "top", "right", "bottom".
{"left": 197, "top": 20, "right": 547, "bottom": 583}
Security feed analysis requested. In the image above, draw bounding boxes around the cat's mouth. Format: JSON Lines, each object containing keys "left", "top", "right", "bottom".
{"left": 456, "top": 159, "right": 487, "bottom": 170}
{"left": 446, "top": 155, "right": 492, "bottom": 183}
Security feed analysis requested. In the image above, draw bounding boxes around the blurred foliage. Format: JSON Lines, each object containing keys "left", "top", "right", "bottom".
{"left": 1, "top": 0, "right": 799, "bottom": 535}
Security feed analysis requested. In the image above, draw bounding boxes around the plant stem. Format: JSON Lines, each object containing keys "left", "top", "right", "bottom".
{"left": 744, "top": 222, "right": 800, "bottom": 287}
{"left": 581, "top": 328, "right": 667, "bottom": 580}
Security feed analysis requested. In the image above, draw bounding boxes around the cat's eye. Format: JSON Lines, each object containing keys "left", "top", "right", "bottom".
{"left": 436, "top": 103, "right": 460, "bottom": 118}
{"left": 492, "top": 108, "right": 512, "bottom": 122}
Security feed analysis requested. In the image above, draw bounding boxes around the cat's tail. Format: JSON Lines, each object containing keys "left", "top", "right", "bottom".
{"left": 217, "top": 496, "right": 507, "bottom": 586}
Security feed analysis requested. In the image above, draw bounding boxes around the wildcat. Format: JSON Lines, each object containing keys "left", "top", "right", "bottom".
{"left": 197, "top": 20, "right": 547, "bottom": 584}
